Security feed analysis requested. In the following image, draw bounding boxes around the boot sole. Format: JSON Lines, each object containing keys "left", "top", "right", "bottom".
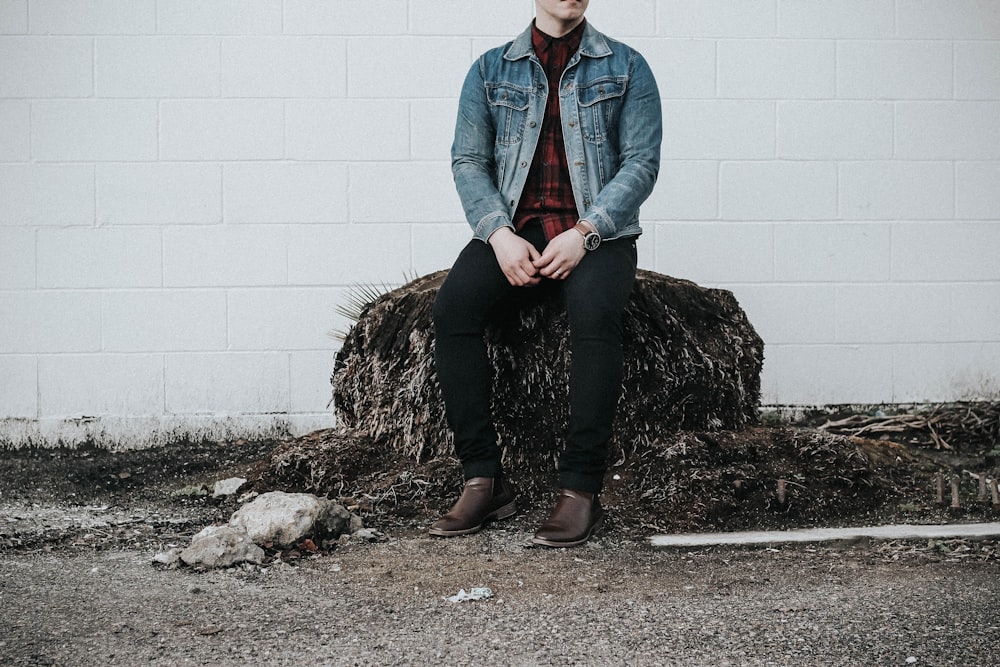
{"left": 428, "top": 500, "right": 517, "bottom": 537}
{"left": 530, "top": 514, "right": 604, "bottom": 548}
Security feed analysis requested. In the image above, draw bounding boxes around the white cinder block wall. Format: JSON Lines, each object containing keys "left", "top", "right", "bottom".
{"left": 1, "top": 0, "right": 999, "bottom": 448}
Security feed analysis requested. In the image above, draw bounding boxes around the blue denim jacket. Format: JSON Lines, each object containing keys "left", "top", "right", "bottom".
{"left": 452, "top": 22, "right": 662, "bottom": 243}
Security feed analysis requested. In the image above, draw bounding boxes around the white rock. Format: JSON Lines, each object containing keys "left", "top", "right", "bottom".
{"left": 152, "top": 548, "right": 181, "bottom": 567}
{"left": 179, "top": 525, "right": 264, "bottom": 568}
{"left": 212, "top": 477, "right": 247, "bottom": 498}
{"left": 228, "top": 491, "right": 351, "bottom": 547}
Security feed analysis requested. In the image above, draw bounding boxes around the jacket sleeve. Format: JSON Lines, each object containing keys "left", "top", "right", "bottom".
{"left": 580, "top": 51, "right": 662, "bottom": 238}
{"left": 451, "top": 59, "right": 515, "bottom": 243}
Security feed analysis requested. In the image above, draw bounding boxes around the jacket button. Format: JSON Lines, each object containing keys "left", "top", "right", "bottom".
{"left": 528, "top": 121, "right": 536, "bottom": 127}
{"left": 520, "top": 161, "right": 528, "bottom": 167}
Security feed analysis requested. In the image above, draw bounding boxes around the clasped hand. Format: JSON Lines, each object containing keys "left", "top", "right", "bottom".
{"left": 488, "top": 227, "right": 587, "bottom": 287}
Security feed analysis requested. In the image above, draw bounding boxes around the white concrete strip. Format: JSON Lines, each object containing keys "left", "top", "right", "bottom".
{"left": 649, "top": 523, "right": 1000, "bottom": 548}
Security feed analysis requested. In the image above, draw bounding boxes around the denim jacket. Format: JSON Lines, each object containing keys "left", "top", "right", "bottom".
{"left": 452, "top": 21, "right": 662, "bottom": 243}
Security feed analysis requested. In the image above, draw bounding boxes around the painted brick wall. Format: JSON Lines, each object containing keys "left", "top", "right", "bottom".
{"left": 1, "top": 0, "right": 998, "bottom": 447}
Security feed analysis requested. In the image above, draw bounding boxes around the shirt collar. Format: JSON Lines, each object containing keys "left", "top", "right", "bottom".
{"left": 531, "top": 18, "right": 586, "bottom": 56}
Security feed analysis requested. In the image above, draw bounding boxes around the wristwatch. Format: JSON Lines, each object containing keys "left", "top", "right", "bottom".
{"left": 574, "top": 221, "right": 601, "bottom": 251}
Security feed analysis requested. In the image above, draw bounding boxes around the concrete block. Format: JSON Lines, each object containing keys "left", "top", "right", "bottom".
{"left": 731, "top": 284, "right": 836, "bottom": 345}
{"left": 0, "top": 37, "right": 92, "bottom": 97}
{"left": 157, "top": 0, "right": 282, "bottom": 34}
{"left": 837, "top": 41, "right": 953, "bottom": 100}
{"left": 411, "top": 223, "right": 471, "bottom": 274}
{"left": 658, "top": 0, "right": 777, "bottom": 37}
{"left": 32, "top": 100, "right": 157, "bottom": 162}
{"left": 0, "top": 291, "right": 101, "bottom": 353}
{"left": 654, "top": 223, "right": 773, "bottom": 284}
{"left": 956, "top": 162, "right": 1000, "bottom": 219}
{"left": 290, "top": 350, "right": 336, "bottom": 414}
{"left": 0, "top": 100, "right": 29, "bottom": 160}
{"left": 778, "top": 101, "right": 893, "bottom": 160}
{"left": 839, "top": 161, "right": 954, "bottom": 220}
{"left": 163, "top": 224, "right": 287, "bottom": 287}
{"left": 955, "top": 42, "right": 1000, "bottom": 100}
{"left": 349, "top": 162, "right": 461, "bottom": 223}
{"left": 284, "top": 0, "right": 409, "bottom": 35}
{"left": 5, "top": 163, "right": 95, "bottom": 229}
{"left": 287, "top": 223, "right": 412, "bottom": 286}
{"left": 29, "top": 0, "right": 155, "bottom": 34}
{"left": 718, "top": 40, "right": 835, "bottom": 99}
{"left": 160, "top": 101, "right": 284, "bottom": 161}
{"left": 0, "top": 164, "right": 94, "bottom": 225}
{"left": 97, "top": 163, "right": 221, "bottom": 225}
{"left": 37, "top": 227, "right": 162, "bottom": 289}
{"left": 662, "top": 101, "right": 775, "bottom": 160}
{"left": 778, "top": 0, "right": 894, "bottom": 37}
{"left": 0, "top": 0, "right": 28, "bottom": 33}
{"left": 0, "top": 356, "right": 36, "bottom": 418}
{"left": 892, "top": 222, "right": 1000, "bottom": 282}
{"left": 720, "top": 162, "right": 838, "bottom": 220}
{"left": 409, "top": 0, "right": 533, "bottom": 36}
{"left": 0, "top": 227, "right": 34, "bottom": 288}
{"left": 164, "top": 352, "right": 290, "bottom": 414}
{"left": 286, "top": 100, "right": 409, "bottom": 161}
{"left": 774, "top": 222, "right": 891, "bottom": 282}
{"left": 896, "top": 0, "right": 1000, "bottom": 39}
{"left": 347, "top": 37, "right": 470, "bottom": 98}
{"left": 893, "top": 343, "right": 1000, "bottom": 402}
{"left": 38, "top": 354, "right": 164, "bottom": 417}
{"left": 642, "top": 161, "right": 718, "bottom": 221}
{"left": 410, "top": 99, "right": 459, "bottom": 161}
{"left": 834, "top": 284, "right": 951, "bottom": 344}
{"left": 95, "top": 37, "right": 220, "bottom": 97}
{"left": 102, "top": 290, "right": 227, "bottom": 352}
{"left": 223, "top": 162, "right": 347, "bottom": 223}
{"left": 227, "top": 287, "right": 346, "bottom": 350}
{"left": 222, "top": 37, "right": 345, "bottom": 98}
{"left": 761, "top": 344, "right": 893, "bottom": 405}
{"left": 891, "top": 221, "right": 1000, "bottom": 282}
{"left": 950, "top": 283, "right": 1000, "bottom": 342}
{"left": 627, "top": 39, "right": 716, "bottom": 99}
{"left": 578, "top": 1, "right": 657, "bottom": 37}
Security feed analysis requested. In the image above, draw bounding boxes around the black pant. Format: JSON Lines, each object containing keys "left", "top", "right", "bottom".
{"left": 432, "top": 222, "right": 637, "bottom": 494}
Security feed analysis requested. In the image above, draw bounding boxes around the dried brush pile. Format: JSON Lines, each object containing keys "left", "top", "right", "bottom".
{"left": 332, "top": 269, "right": 764, "bottom": 471}
{"left": 817, "top": 403, "right": 1000, "bottom": 454}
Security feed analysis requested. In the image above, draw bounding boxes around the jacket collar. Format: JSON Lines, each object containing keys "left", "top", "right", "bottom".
{"left": 504, "top": 20, "right": 612, "bottom": 61}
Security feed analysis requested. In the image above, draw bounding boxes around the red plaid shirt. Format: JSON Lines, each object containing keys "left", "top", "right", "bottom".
{"left": 512, "top": 20, "right": 586, "bottom": 240}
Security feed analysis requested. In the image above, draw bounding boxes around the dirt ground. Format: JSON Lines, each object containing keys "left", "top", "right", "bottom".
{"left": 2, "top": 415, "right": 1000, "bottom": 665}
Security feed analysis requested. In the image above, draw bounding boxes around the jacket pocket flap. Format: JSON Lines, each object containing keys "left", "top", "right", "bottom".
{"left": 486, "top": 83, "right": 531, "bottom": 110}
{"left": 577, "top": 77, "right": 627, "bottom": 107}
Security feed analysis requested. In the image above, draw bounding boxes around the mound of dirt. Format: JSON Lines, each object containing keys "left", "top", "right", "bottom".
{"left": 248, "top": 412, "right": 1000, "bottom": 536}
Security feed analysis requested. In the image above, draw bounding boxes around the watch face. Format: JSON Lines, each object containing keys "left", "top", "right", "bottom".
{"left": 584, "top": 232, "right": 601, "bottom": 251}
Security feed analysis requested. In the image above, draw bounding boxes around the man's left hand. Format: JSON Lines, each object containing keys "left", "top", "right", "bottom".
{"left": 533, "top": 228, "right": 587, "bottom": 280}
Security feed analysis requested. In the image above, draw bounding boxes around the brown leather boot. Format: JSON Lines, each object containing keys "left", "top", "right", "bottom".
{"left": 531, "top": 489, "right": 603, "bottom": 548}
{"left": 428, "top": 475, "right": 517, "bottom": 537}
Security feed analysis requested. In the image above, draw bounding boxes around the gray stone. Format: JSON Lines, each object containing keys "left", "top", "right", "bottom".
{"left": 228, "top": 491, "right": 352, "bottom": 547}
{"left": 212, "top": 477, "right": 247, "bottom": 498}
{"left": 179, "top": 525, "right": 264, "bottom": 568}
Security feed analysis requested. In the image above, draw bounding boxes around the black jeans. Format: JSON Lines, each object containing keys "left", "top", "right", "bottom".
{"left": 432, "top": 222, "right": 637, "bottom": 494}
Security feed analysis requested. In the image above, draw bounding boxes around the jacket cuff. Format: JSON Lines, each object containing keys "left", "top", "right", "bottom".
{"left": 474, "top": 212, "right": 513, "bottom": 243}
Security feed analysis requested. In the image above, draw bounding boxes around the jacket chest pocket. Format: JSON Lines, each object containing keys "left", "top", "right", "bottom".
{"left": 577, "top": 76, "right": 627, "bottom": 143}
{"left": 486, "top": 83, "right": 531, "bottom": 145}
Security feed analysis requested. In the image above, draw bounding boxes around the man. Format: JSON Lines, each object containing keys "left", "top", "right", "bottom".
{"left": 430, "top": 0, "right": 662, "bottom": 547}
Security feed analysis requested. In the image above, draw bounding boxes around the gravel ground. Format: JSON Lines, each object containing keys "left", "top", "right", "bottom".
{"left": 2, "top": 438, "right": 1000, "bottom": 665}
{"left": 3, "top": 521, "right": 1000, "bottom": 666}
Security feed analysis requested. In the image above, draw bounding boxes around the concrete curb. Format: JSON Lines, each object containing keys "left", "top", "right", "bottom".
{"left": 649, "top": 522, "right": 1000, "bottom": 548}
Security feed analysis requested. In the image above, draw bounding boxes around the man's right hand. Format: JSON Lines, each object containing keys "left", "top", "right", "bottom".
{"left": 488, "top": 227, "right": 542, "bottom": 286}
